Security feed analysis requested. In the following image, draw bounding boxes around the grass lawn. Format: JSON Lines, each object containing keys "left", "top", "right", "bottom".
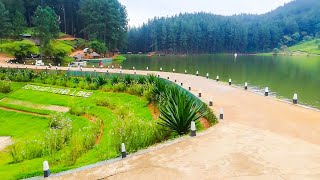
{"left": 0, "top": 83, "right": 157, "bottom": 179}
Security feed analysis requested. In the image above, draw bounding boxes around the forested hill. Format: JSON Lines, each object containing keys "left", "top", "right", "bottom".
{"left": 0, "top": 0, "right": 127, "bottom": 49}
{"left": 127, "top": 0, "right": 320, "bottom": 54}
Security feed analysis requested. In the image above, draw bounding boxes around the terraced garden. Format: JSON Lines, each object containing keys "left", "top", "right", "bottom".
{"left": 0, "top": 69, "right": 216, "bottom": 179}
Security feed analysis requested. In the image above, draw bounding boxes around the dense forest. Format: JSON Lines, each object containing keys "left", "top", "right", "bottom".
{"left": 0, "top": 0, "right": 128, "bottom": 50}
{"left": 127, "top": 0, "right": 320, "bottom": 54}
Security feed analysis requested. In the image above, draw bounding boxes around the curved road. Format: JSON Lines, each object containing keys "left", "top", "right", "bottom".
{"left": 2, "top": 64, "right": 320, "bottom": 179}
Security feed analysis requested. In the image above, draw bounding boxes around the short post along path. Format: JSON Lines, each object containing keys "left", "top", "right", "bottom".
{"left": 2, "top": 64, "right": 320, "bottom": 179}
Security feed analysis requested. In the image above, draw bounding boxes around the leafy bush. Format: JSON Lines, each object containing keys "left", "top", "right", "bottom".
{"left": 69, "top": 105, "right": 88, "bottom": 116}
{"left": 158, "top": 85, "right": 208, "bottom": 135}
{"left": 127, "top": 83, "right": 144, "bottom": 96}
{"left": 110, "top": 106, "right": 168, "bottom": 153}
{"left": 0, "top": 80, "right": 12, "bottom": 93}
{"left": 112, "top": 82, "right": 126, "bottom": 92}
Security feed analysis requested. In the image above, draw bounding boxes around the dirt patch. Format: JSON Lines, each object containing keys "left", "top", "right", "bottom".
{"left": 0, "top": 137, "right": 12, "bottom": 151}
{"left": 82, "top": 114, "right": 97, "bottom": 122}
{"left": 82, "top": 114, "right": 104, "bottom": 145}
{"left": 148, "top": 102, "right": 160, "bottom": 119}
{"left": 199, "top": 117, "right": 210, "bottom": 129}
{"left": 58, "top": 37, "right": 76, "bottom": 41}
{"left": 0, "top": 53, "right": 13, "bottom": 64}
{"left": 0, "top": 106, "right": 48, "bottom": 117}
{"left": 95, "top": 123, "right": 104, "bottom": 145}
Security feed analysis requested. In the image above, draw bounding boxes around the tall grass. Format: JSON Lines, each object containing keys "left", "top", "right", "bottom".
{"left": 0, "top": 80, "right": 12, "bottom": 93}
{"left": 110, "top": 105, "right": 168, "bottom": 153}
{"left": 9, "top": 113, "right": 100, "bottom": 164}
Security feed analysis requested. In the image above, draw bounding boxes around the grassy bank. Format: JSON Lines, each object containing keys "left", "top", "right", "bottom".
{"left": 0, "top": 69, "right": 216, "bottom": 179}
{"left": 257, "top": 39, "right": 320, "bottom": 57}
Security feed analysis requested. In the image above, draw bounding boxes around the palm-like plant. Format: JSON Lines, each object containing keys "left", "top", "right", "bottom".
{"left": 95, "top": 75, "right": 107, "bottom": 86}
{"left": 158, "top": 86, "right": 208, "bottom": 135}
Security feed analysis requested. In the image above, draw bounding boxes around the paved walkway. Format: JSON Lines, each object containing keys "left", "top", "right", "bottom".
{"left": 2, "top": 64, "right": 320, "bottom": 179}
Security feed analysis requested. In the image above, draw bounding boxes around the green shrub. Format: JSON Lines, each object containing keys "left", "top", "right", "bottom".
{"left": 158, "top": 85, "right": 208, "bottom": 135}
{"left": 110, "top": 107, "right": 168, "bottom": 153}
{"left": 123, "top": 75, "right": 134, "bottom": 85}
{"left": 0, "top": 80, "right": 12, "bottom": 93}
{"left": 95, "top": 75, "right": 107, "bottom": 86}
{"left": 112, "top": 82, "right": 126, "bottom": 92}
{"left": 69, "top": 105, "right": 88, "bottom": 116}
{"left": 95, "top": 98, "right": 115, "bottom": 109}
{"left": 127, "top": 83, "right": 144, "bottom": 96}
{"left": 111, "top": 75, "right": 120, "bottom": 85}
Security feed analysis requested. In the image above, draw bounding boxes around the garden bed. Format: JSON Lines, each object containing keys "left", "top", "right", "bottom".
{"left": 0, "top": 68, "right": 217, "bottom": 179}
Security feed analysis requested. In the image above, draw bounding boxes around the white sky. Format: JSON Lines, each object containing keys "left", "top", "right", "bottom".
{"left": 119, "top": 0, "right": 292, "bottom": 27}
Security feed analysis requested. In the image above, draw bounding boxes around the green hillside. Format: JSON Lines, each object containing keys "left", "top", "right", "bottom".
{"left": 288, "top": 39, "right": 320, "bottom": 55}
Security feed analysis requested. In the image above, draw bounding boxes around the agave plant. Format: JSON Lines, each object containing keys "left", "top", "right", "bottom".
{"left": 85, "top": 75, "right": 92, "bottom": 83}
{"left": 95, "top": 75, "right": 107, "bottom": 86}
{"left": 158, "top": 85, "right": 208, "bottom": 135}
{"left": 111, "top": 75, "right": 120, "bottom": 85}
{"left": 124, "top": 74, "right": 134, "bottom": 85}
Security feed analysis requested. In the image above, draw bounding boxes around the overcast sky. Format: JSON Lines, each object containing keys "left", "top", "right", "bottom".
{"left": 119, "top": 0, "right": 292, "bottom": 27}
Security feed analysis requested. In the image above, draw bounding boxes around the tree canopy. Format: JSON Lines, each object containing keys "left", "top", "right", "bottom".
{"left": 0, "top": 0, "right": 128, "bottom": 50}
{"left": 126, "top": 0, "right": 320, "bottom": 54}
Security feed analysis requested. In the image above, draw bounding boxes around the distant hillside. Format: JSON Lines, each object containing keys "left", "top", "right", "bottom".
{"left": 287, "top": 40, "right": 320, "bottom": 55}
{"left": 127, "top": 0, "right": 320, "bottom": 54}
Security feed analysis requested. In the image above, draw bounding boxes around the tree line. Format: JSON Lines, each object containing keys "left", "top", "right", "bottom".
{"left": 127, "top": 0, "right": 320, "bottom": 54}
{"left": 0, "top": 0, "right": 128, "bottom": 50}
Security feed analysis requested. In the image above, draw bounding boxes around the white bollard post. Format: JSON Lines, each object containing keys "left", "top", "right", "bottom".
{"left": 293, "top": 93, "right": 298, "bottom": 104}
{"left": 121, "top": 143, "right": 126, "bottom": 158}
{"left": 206, "top": 73, "right": 209, "bottom": 79}
{"left": 174, "top": 79, "right": 177, "bottom": 83}
{"left": 146, "top": 67, "right": 149, "bottom": 70}
{"left": 219, "top": 108, "right": 224, "bottom": 120}
{"left": 167, "top": 76, "right": 170, "bottom": 80}
{"left": 180, "top": 82, "right": 183, "bottom": 86}
{"left": 55, "top": 66, "right": 58, "bottom": 70}
{"left": 265, "top": 87, "right": 269, "bottom": 96}
{"left": 133, "top": 66, "right": 135, "bottom": 70}
{"left": 190, "top": 121, "right": 196, "bottom": 137}
{"left": 43, "top": 161, "right": 50, "bottom": 178}
{"left": 185, "top": 70, "right": 187, "bottom": 74}
{"left": 229, "top": 79, "right": 232, "bottom": 85}
{"left": 173, "top": 68, "right": 175, "bottom": 73}
{"left": 209, "top": 98, "right": 213, "bottom": 106}
{"left": 160, "top": 67, "right": 163, "bottom": 71}
{"left": 216, "top": 75, "right": 219, "bottom": 82}
{"left": 245, "top": 82, "right": 248, "bottom": 90}
{"left": 157, "top": 74, "right": 160, "bottom": 78}
{"left": 188, "top": 85, "right": 191, "bottom": 91}
{"left": 198, "top": 89, "right": 202, "bottom": 97}
{"left": 120, "top": 66, "right": 122, "bottom": 69}
{"left": 196, "top": 71, "right": 199, "bottom": 76}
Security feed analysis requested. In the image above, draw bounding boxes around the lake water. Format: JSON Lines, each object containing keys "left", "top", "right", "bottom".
{"left": 120, "top": 54, "right": 320, "bottom": 109}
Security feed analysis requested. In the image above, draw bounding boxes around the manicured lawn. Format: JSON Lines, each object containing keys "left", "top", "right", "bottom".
{"left": 0, "top": 83, "right": 156, "bottom": 179}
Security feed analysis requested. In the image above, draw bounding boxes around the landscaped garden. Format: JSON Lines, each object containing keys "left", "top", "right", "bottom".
{"left": 0, "top": 68, "right": 216, "bottom": 179}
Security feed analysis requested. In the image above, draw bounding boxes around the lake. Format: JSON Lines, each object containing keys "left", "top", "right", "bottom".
{"left": 120, "top": 54, "right": 320, "bottom": 109}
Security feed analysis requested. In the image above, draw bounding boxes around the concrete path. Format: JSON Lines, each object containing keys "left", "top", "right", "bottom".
{"left": 2, "top": 64, "right": 320, "bottom": 179}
